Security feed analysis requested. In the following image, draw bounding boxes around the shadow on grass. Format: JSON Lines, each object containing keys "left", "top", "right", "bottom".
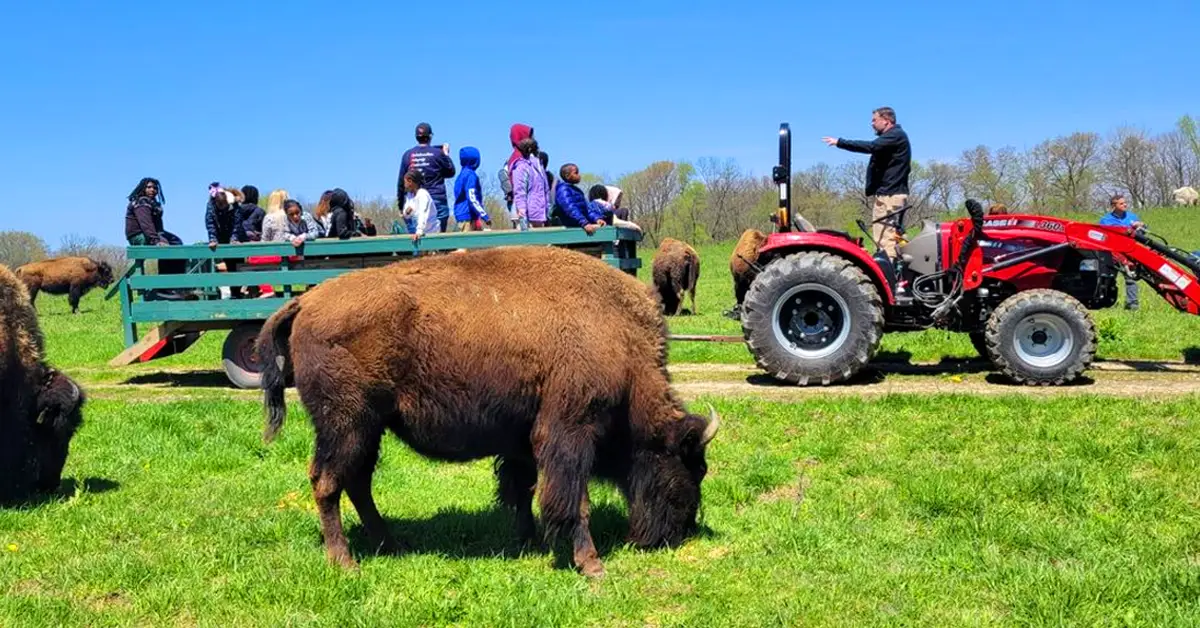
{"left": 983, "top": 373, "right": 1096, "bottom": 387}
{"left": 124, "top": 370, "right": 232, "bottom": 388}
{"left": 2, "top": 477, "right": 121, "bottom": 509}
{"left": 346, "top": 502, "right": 716, "bottom": 570}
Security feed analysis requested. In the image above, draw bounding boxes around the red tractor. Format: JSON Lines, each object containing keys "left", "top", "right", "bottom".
{"left": 741, "top": 123, "right": 1200, "bottom": 385}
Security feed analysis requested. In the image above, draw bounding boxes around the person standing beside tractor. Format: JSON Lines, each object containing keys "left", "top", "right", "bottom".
{"left": 1100, "top": 194, "right": 1145, "bottom": 311}
{"left": 822, "top": 106, "right": 911, "bottom": 258}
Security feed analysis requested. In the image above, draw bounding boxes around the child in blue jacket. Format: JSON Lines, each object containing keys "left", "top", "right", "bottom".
{"left": 553, "top": 163, "right": 606, "bottom": 233}
{"left": 453, "top": 146, "right": 492, "bottom": 231}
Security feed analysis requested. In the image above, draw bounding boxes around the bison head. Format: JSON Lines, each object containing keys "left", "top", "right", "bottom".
{"left": 32, "top": 370, "right": 84, "bottom": 492}
{"left": 626, "top": 407, "right": 719, "bottom": 549}
{"left": 95, "top": 261, "right": 114, "bottom": 288}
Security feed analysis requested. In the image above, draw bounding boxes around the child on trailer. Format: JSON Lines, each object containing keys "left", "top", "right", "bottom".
{"left": 402, "top": 170, "right": 440, "bottom": 242}
{"left": 453, "top": 146, "right": 492, "bottom": 232}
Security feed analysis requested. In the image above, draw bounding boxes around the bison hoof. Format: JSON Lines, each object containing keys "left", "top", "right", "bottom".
{"left": 327, "top": 549, "right": 360, "bottom": 571}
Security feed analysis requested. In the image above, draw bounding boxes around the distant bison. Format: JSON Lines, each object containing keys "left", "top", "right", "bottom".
{"left": 1174, "top": 186, "right": 1199, "bottom": 207}
{"left": 652, "top": 238, "right": 700, "bottom": 316}
{"left": 16, "top": 257, "right": 114, "bottom": 314}
{"left": 0, "top": 265, "right": 85, "bottom": 503}
{"left": 731, "top": 229, "right": 769, "bottom": 309}
{"left": 257, "top": 246, "right": 718, "bottom": 577}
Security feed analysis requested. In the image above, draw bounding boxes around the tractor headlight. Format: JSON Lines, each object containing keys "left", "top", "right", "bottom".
{"left": 1080, "top": 259, "right": 1099, "bottom": 272}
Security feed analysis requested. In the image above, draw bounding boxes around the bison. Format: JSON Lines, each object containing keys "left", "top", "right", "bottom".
{"left": 1175, "top": 186, "right": 1199, "bottom": 207}
{"left": 0, "top": 264, "right": 85, "bottom": 503}
{"left": 729, "top": 229, "right": 769, "bottom": 317}
{"left": 257, "top": 246, "right": 718, "bottom": 577}
{"left": 651, "top": 238, "right": 701, "bottom": 316}
{"left": 15, "top": 256, "right": 114, "bottom": 314}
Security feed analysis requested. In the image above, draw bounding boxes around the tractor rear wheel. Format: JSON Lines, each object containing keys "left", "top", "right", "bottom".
{"left": 984, "top": 289, "right": 1096, "bottom": 385}
{"left": 742, "top": 252, "right": 884, "bottom": 385}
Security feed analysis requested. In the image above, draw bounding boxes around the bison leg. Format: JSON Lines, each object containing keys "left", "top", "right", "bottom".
{"left": 344, "top": 457, "right": 399, "bottom": 555}
{"left": 535, "top": 421, "right": 604, "bottom": 578}
{"left": 308, "top": 420, "right": 385, "bottom": 569}
{"left": 495, "top": 456, "right": 538, "bottom": 543}
{"left": 27, "top": 286, "right": 38, "bottom": 305}
{"left": 68, "top": 285, "right": 83, "bottom": 314}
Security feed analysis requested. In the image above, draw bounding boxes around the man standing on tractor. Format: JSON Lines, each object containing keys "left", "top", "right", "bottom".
{"left": 823, "top": 107, "right": 911, "bottom": 258}
{"left": 1100, "top": 194, "right": 1145, "bottom": 311}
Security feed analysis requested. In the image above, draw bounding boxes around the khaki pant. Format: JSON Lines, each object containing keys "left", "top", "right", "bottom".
{"left": 870, "top": 194, "right": 907, "bottom": 257}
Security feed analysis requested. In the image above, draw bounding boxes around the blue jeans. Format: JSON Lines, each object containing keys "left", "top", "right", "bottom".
{"left": 435, "top": 200, "right": 450, "bottom": 233}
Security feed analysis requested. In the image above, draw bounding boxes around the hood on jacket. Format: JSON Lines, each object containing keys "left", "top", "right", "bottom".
{"left": 459, "top": 146, "right": 481, "bottom": 170}
{"left": 330, "top": 188, "right": 353, "bottom": 210}
{"left": 605, "top": 186, "right": 623, "bottom": 208}
{"left": 507, "top": 124, "right": 534, "bottom": 171}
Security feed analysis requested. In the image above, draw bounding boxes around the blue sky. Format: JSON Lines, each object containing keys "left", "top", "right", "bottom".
{"left": 1, "top": 0, "right": 1196, "bottom": 245}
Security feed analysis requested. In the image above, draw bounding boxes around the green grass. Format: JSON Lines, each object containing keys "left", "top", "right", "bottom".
{"left": 4, "top": 209, "right": 1200, "bottom": 625}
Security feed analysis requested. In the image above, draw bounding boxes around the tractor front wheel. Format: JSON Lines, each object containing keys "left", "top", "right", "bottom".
{"left": 984, "top": 290, "right": 1096, "bottom": 385}
{"left": 742, "top": 252, "right": 884, "bottom": 385}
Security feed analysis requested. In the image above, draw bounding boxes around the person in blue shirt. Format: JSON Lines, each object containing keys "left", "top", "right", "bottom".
{"left": 453, "top": 146, "right": 492, "bottom": 231}
{"left": 1099, "top": 194, "right": 1145, "bottom": 310}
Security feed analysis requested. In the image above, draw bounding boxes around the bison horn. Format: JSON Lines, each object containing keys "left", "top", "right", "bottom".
{"left": 701, "top": 404, "right": 720, "bottom": 446}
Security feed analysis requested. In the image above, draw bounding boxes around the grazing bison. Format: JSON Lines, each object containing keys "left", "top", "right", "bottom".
{"left": 0, "top": 265, "right": 85, "bottom": 503}
{"left": 1175, "top": 186, "right": 1199, "bottom": 207}
{"left": 257, "top": 246, "right": 718, "bottom": 577}
{"left": 652, "top": 238, "right": 701, "bottom": 316}
{"left": 730, "top": 229, "right": 769, "bottom": 310}
{"left": 16, "top": 257, "right": 114, "bottom": 314}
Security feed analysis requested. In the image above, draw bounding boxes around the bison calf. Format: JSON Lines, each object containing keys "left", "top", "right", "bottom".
{"left": 651, "top": 238, "right": 700, "bottom": 316}
{"left": 0, "top": 265, "right": 85, "bottom": 503}
{"left": 15, "top": 257, "right": 114, "bottom": 314}
{"left": 258, "top": 246, "right": 718, "bottom": 577}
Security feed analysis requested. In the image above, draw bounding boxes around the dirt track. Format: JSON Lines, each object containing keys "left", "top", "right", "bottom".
{"left": 668, "top": 360, "right": 1200, "bottom": 400}
{"left": 78, "top": 359, "right": 1200, "bottom": 403}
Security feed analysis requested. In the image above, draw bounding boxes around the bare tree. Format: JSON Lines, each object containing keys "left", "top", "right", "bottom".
{"left": 56, "top": 233, "right": 128, "bottom": 272}
{"left": 835, "top": 161, "right": 869, "bottom": 216}
{"left": 695, "top": 157, "right": 748, "bottom": 241}
{"left": 0, "top": 231, "right": 49, "bottom": 268}
{"left": 618, "top": 161, "right": 688, "bottom": 246}
{"left": 959, "top": 145, "right": 1020, "bottom": 208}
{"left": 1021, "top": 146, "right": 1054, "bottom": 212}
{"left": 923, "top": 161, "right": 960, "bottom": 213}
{"left": 1039, "top": 132, "right": 1102, "bottom": 212}
{"left": 1103, "top": 127, "right": 1156, "bottom": 207}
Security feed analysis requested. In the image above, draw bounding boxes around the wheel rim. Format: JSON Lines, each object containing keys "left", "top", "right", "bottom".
{"left": 230, "top": 328, "right": 262, "bottom": 373}
{"left": 1012, "top": 313, "right": 1073, "bottom": 368}
{"left": 771, "top": 283, "right": 851, "bottom": 359}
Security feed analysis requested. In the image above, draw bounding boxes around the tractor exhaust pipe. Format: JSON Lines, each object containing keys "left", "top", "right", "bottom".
{"left": 773, "top": 123, "right": 792, "bottom": 232}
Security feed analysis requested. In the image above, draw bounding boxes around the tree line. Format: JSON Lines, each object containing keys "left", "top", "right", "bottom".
{"left": 2, "top": 115, "right": 1197, "bottom": 268}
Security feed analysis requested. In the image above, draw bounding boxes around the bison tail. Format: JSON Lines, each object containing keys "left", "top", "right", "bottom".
{"left": 258, "top": 298, "right": 301, "bottom": 442}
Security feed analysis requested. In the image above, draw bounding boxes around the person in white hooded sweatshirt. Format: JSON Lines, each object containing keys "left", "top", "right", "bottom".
{"left": 402, "top": 169, "right": 440, "bottom": 242}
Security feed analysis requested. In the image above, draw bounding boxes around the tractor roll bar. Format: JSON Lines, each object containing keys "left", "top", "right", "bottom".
{"left": 773, "top": 123, "right": 792, "bottom": 232}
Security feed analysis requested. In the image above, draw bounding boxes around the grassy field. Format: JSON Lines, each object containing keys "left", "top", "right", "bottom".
{"left": 3, "top": 207, "right": 1200, "bottom": 626}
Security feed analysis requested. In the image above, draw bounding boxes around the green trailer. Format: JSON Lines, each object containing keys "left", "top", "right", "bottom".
{"left": 107, "top": 227, "right": 642, "bottom": 388}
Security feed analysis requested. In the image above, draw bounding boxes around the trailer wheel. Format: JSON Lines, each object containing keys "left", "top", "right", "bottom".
{"left": 984, "top": 290, "right": 1095, "bottom": 385}
{"left": 742, "top": 252, "right": 884, "bottom": 385}
{"left": 222, "top": 322, "right": 264, "bottom": 389}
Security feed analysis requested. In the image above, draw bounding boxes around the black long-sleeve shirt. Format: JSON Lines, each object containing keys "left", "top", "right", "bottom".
{"left": 837, "top": 124, "right": 911, "bottom": 196}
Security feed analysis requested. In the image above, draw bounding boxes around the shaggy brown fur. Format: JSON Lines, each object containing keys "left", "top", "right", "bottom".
{"left": 730, "top": 229, "right": 769, "bottom": 307}
{"left": 16, "top": 257, "right": 114, "bottom": 314}
{"left": 257, "top": 246, "right": 718, "bottom": 577}
{"left": 0, "top": 265, "right": 85, "bottom": 503}
{"left": 651, "top": 238, "right": 700, "bottom": 316}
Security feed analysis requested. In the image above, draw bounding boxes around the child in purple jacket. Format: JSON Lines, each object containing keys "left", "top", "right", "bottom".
{"left": 511, "top": 138, "right": 550, "bottom": 229}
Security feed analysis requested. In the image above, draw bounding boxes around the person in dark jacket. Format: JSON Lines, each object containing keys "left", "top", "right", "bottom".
{"left": 124, "top": 177, "right": 188, "bottom": 298}
{"left": 823, "top": 106, "right": 911, "bottom": 257}
{"left": 235, "top": 185, "right": 265, "bottom": 242}
{"left": 398, "top": 122, "right": 456, "bottom": 233}
{"left": 325, "top": 188, "right": 360, "bottom": 240}
{"left": 554, "top": 164, "right": 606, "bottom": 233}
{"left": 204, "top": 182, "right": 237, "bottom": 249}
